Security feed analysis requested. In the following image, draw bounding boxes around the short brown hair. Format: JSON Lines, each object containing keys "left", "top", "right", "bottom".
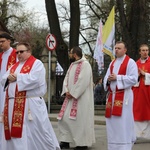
{"left": 0, "top": 32, "right": 14, "bottom": 41}
{"left": 16, "top": 42, "right": 32, "bottom": 52}
{"left": 72, "top": 46, "right": 83, "bottom": 58}
{"left": 115, "top": 41, "right": 127, "bottom": 49}
{"left": 139, "top": 44, "right": 149, "bottom": 52}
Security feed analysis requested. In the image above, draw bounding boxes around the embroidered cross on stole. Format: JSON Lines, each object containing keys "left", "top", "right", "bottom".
{"left": 0, "top": 49, "right": 17, "bottom": 70}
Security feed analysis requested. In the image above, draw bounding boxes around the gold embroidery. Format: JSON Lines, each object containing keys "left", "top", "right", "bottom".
{"left": 114, "top": 100, "right": 123, "bottom": 107}
{"left": 23, "top": 65, "right": 30, "bottom": 72}
{"left": 8, "top": 56, "right": 15, "bottom": 69}
{"left": 106, "top": 102, "right": 112, "bottom": 108}
{"left": 12, "top": 92, "right": 26, "bottom": 128}
{"left": 4, "top": 104, "right": 9, "bottom": 130}
{"left": 12, "top": 112, "right": 22, "bottom": 128}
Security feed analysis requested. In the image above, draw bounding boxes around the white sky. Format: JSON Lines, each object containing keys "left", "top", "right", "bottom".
{"left": 23, "top": 0, "right": 68, "bottom": 11}
{"left": 22, "top": 0, "right": 68, "bottom": 27}
{"left": 22, "top": 0, "right": 46, "bottom": 14}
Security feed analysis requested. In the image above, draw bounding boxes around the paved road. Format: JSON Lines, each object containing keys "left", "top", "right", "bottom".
{"left": 51, "top": 122, "right": 150, "bottom": 150}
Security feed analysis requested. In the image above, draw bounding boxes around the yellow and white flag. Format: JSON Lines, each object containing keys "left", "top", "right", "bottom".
{"left": 93, "top": 19, "right": 104, "bottom": 74}
{"left": 103, "top": 6, "right": 115, "bottom": 60}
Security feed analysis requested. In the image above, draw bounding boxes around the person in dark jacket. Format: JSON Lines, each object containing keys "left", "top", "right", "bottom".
{"left": 94, "top": 77, "right": 105, "bottom": 105}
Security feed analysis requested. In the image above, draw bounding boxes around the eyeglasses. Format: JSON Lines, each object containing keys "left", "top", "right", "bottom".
{"left": 16, "top": 50, "right": 28, "bottom": 54}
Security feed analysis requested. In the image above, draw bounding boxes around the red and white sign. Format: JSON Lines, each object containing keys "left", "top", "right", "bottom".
{"left": 46, "top": 33, "right": 57, "bottom": 51}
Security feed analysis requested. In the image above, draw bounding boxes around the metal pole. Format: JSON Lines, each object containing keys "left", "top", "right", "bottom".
{"left": 48, "top": 51, "right": 51, "bottom": 113}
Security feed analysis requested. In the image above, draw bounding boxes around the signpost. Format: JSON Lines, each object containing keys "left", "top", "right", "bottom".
{"left": 46, "top": 33, "right": 57, "bottom": 113}
{"left": 46, "top": 34, "right": 57, "bottom": 51}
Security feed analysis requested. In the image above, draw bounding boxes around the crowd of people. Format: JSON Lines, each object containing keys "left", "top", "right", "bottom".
{"left": 0, "top": 31, "right": 150, "bottom": 150}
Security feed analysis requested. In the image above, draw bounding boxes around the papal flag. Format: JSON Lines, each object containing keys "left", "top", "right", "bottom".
{"left": 103, "top": 6, "right": 115, "bottom": 60}
{"left": 93, "top": 19, "right": 104, "bottom": 74}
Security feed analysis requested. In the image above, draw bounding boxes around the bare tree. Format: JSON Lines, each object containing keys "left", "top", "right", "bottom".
{"left": 45, "top": 0, "right": 70, "bottom": 73}
{"left": 45, "top": 0, "right": 81, "bottom": 73}
{"left": 116, "top": 0, "right": 149, "bottom": 60}
{"left": 69, "top": 0, "right": 80, "bottom": 49}
{"left": 0, "top": 20, "right": 9, "bottom": 33}
{"left": 0, "top": 0, "right": 37, "bottom": 35}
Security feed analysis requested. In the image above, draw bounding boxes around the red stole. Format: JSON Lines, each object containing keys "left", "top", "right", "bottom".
{"left": 4, "top": 56, "right": 36, "bottom": 140}
{"left": 105, "top": 55, "right": 130, "bottom": 118}
{"left": 0, "top": 49, "right": 17, "bottom": 70}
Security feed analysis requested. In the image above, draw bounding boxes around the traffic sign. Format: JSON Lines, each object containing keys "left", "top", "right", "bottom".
{"left": 46, "top": 33, "right": 57, "bottom": 51}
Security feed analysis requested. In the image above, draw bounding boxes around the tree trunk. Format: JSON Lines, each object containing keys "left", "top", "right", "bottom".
{"left": 116, "top": 0, "right": 147, "bottom": 60}
{"left": 45, "top": 0, "right": 69, "bottom": 73}
{"left": 0, "top": 20, "right": 10, "bottom": 33}
{"left": 69, "top": 0, "right": 80, "bottom": 49}
{"left": 45, "top": 0, "right": 70, "bottom": 103}
{"left": 116, "top": 0, "right": 134, "bottom": 59}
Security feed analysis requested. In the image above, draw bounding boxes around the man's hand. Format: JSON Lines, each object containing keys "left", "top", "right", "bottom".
{"left": 139, "top": 68, "right": 145, "bottom": 76}
{"left": 8, "top": 73, "right": 17, "bottom": 83}
{"left": 66, "top": 92, "right": 73, "bottom": 99}
{"left": 108, "top": 73, "right": 117, "bottom": 82}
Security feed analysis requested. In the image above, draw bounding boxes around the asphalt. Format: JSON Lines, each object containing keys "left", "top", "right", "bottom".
{"left": 51, "top": 119, "right": 150, "bottom": 150}
{"left": 49, "top": 113, "right": 106, "bottom": 125}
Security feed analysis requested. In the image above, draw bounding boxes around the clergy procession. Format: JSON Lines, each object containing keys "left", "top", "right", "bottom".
{"left": 0, "top": 31, "right": 150, "bottom": 150}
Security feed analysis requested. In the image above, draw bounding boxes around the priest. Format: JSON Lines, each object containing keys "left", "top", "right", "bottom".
{"left": 104, "top": 41, "right": 138, "bottom": 150}
{"left": 0, "top": 32, "right": 17, "bottom": 150}
{"left": 133, "top": 44, "right": 150, "bottom": 139}
{"left": 57, "top": 46, "right": 95, "bottom": 150}
{"left": 1, "top": 42, "right": 60, "bottom": 150}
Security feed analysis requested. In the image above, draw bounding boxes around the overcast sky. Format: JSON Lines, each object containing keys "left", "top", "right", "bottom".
{"left": 23, "top": 0, "right": 68, "bottom": 12}
{"left": 21, "top": 0, "right": 68, "bottom": 26}
{"left": 22, "top": 0, "right": 46, "bottom": 13}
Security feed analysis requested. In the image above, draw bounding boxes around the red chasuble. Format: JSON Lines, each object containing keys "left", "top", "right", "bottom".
{"left": 0, "top": 49, "right": 17, "bottom": 70}
{"left": 105, "top": 55, "right": 130, "bottom": 118}
{"left": 4, "top": 56, "right": 36, "bottom": 140}
{"left": 133, "top": 57, "right": 150, "bottom": 121}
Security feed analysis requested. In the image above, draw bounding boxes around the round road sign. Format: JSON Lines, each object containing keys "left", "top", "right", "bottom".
{"left": 46, "top": 33, "right": 57, "bottom": 51}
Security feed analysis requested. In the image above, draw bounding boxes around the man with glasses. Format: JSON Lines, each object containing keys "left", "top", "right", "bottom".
{"left": 0, "top": 32, "right": 17, "bottom": 150}
{"left": 1, "top": 42, "right": 60, "bottom": 150}
{"left": 133, "top": 44, "right": 150, "bottom": 140}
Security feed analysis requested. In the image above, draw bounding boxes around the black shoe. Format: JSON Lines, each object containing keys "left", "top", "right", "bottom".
{"left": 60, "top": 142, "right": 70, "bottom": 149}
{"left": 74, "top": 146, "right": 88, "bottom": 150}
